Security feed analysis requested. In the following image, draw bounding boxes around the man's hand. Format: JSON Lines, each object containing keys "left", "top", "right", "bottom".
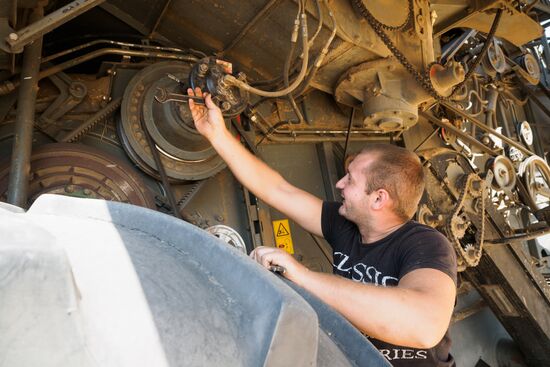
{"left": 250, "top": 246, "right": 308, "bottom": 284}
{"left": 188, "top": 87, "right": 227, "bottom": 142}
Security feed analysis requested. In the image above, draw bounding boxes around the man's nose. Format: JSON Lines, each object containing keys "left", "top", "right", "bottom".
{"left": 335, "top": 177, "right": 345, "bottom": 189}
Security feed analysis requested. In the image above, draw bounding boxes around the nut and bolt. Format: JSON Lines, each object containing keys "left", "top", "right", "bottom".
{"left": 8, "top": 33, "right": 18, "bottom": 41}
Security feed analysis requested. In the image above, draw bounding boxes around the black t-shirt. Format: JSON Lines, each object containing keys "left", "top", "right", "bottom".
{"left": 321, "top": 201, "right": 457, "bottom": 367}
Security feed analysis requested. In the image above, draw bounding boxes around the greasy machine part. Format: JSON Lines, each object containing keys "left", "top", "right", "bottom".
{"left": 0, "top": 143, "right": 156, "bottom": 209}
{"left": 119, "top": 62, "right": 227, "bottom": 181}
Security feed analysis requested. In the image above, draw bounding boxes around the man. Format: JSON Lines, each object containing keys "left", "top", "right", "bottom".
{"left": 188, "top": 88, "right": 457, "bottom": 366}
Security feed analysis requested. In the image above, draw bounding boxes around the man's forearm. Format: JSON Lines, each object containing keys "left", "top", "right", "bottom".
{"left": 209, "top": 129, "right": 286, "bottom": 207}
{"left": 295, "top": 269, "right": 452, "bottom": 348}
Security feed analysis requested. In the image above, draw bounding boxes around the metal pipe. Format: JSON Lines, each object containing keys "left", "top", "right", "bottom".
{"left": 440, "top": 102, "right": 536, "bottom": 157}
{"left": 41, "top": 39, "right": 202, "bottom": 64}
{"left": 253, "top": 118, "right": 390, "bottom": 143}
{"left": 419, "top": 111, "right": 499, "bottom": 156}
{"left": 5, "top": 0, "right": 106, "bottom": 53}
{"left": 0, "top": 48, "right": 198, "bottom": 95}
{"left": 7, "top": 5, "right": 44, "bottom": 207}
{"left": 485, "top": 226, "right": 550, "bottom": 244}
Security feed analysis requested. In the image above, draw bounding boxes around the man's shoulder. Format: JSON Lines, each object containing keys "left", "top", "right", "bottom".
{"left": 398, "top": 221, "right": 450, "bottom": 243}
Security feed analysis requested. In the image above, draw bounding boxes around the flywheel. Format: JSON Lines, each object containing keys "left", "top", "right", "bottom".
{"left": 119, "top": 61, "right": 227, "bottom": 181}
{"left": 0, "top": 143, "right": 156, "bottom": 209}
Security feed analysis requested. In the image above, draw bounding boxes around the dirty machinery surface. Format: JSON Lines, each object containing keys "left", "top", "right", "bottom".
{"left": 1, "top": 0, "right": 550, "bottom": 365}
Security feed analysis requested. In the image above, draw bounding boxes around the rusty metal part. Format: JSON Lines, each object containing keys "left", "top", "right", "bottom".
{"left": 7, "top": 5, "right": 44, "bottom": 208}
{"left": 38, "top": 75, "right": 88, "bottom": 136}
{"left": 518, "top": 155, "right": 550, "bottom": 211}
{"left": 334, "top": 58, "right": 424, "bottom": 130}
{"left": 446, "top": 172, "right": 487, "bottom": 270}
{"left": 0, "top": 143, "right": 156, "bottom": 209}
{"left": 120, "top": 61, "right": 226, "bottom": 181}
{"left": 417, "top": 204, "right": 444, "bottom": 228}
{"left": 59, "top": 97, "right": 122, "bottom": 142}
{"left": 352, "top": 0, "right": 501, "bottom": 102}
{"left": 4, "top": 0, "right": 107, "bottom": 53}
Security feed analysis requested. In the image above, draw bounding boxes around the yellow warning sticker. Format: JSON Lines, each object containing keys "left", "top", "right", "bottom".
{"left": 272, "top": 219, "right": 294, "bottom": 254}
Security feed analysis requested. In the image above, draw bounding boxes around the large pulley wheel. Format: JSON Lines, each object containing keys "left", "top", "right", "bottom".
{"left": 0, "top": 143, "right": 156, "bottom": 209}
{"left": 519, "top": 156, "right": 550, "bottom": 210}
{"left": 120, "top": 61, "right": 226, "bottom": 181}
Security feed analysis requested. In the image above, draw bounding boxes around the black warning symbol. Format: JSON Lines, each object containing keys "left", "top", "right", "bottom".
{"left": 276, "top": 222, "right": 290, "bottom": 237}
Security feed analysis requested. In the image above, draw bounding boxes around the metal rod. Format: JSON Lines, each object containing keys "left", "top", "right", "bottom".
{"left": 220, "top": 0, "right": 281, "bottom": 56}
{"left": 419, "top": 111, "right": 499, "bottom": 156}
{"left": 5, "top": 0, "right": 106, "bottom": 53}
{"left": 440, "top": 102, "right": 536, "bottom": 157}
{"left": 486, "top": 226, "right": 550, "bottom": 244}
{"left": 0, "top": 48, "right": 198, "bottom": 95}
{"left": 7, "top": 6, "right": 44, "bottom": 207}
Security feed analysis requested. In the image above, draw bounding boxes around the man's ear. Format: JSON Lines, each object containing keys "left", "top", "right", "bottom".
{"left": 371, "top": 189, "right": 390, "bottom": 210}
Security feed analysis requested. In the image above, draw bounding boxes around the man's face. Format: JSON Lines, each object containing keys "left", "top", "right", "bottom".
{"left": 335, "top": 153, "right": 374, "bottom": 222}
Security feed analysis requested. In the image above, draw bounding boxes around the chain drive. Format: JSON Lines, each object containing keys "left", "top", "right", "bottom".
{"left": 446, "top": 173, "right": 486, "bottom": 269}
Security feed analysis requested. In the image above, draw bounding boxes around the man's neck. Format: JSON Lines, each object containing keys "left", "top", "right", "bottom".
{"left": 358, "top": 219, "right": 407, "bottom": 244}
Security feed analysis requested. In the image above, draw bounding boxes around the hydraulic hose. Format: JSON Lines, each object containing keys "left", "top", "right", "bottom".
{"left": 224, "top": 13, "right": 309, "bottom": 97}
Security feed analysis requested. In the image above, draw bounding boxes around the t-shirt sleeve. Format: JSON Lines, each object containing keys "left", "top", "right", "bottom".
{"left": 398, "top": 228, "right": 457, "bottom": 285}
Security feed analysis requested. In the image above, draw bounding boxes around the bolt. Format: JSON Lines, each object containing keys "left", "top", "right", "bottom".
{"left": 65, "top": 185, "right": 75, "bottom": 193}
{"left": 8, "top": 33, "right": 18, "bottom": 41}
{"left": 198, "top": 63, "right": 209, "bottom": 75}
{"left": 83, "top": 188, "right": 92, "bottom": 196}
{"left": 215, "top": 215, "right": 224, "bottom": 222}
{"left": 221, "top": 101, "right": 231, "bottom": 111}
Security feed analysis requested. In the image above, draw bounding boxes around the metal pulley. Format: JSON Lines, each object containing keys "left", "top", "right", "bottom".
{"left": 518, "top": 156, "right": 550, "bottom": 210}
{"left": 189, "top": 57, "right": 249, "bottom": 117}
{"left": 0, "top": 143, "right": 156, "bottom": 209}
{"left": 515, "top": 52, "right": 541, "bottom": 85}
{"left": 119, "top": 61, "right": 227, "bottom": 181}
{"left": 206, "top": 225, "right": 248, "bottom": 254}
{"left": 487, "top": 155, "right": 517, "bottom": 192}
{"left": 481, "top": 39, "right": 507, "bottom": 76}
{"left": 518, "top": 121, "right": 533, "bottom": 147}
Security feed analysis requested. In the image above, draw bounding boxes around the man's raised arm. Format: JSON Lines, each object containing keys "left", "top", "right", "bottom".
{"left": 188, "top": 88, "right": 323, "bottom": 237}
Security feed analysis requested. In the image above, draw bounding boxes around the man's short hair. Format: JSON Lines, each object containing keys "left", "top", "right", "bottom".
{"left": 358, "top": 144, "right": 425, "bottom": 220}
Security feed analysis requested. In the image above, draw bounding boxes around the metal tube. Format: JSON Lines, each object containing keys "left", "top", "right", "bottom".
{"left": 7, "top": 6, "right": 44, "bottom": 207}
{"left": 5, "top": 0, "right": 106, "bottom": 53}
{"left": 440, "top": 102, "right": 536, "bottom": 156}
{"left": 485, "top": 226, "right": 550, "bottom": 244}
{"left": 0, "top": 48, "right": 198, "bottom": 95}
